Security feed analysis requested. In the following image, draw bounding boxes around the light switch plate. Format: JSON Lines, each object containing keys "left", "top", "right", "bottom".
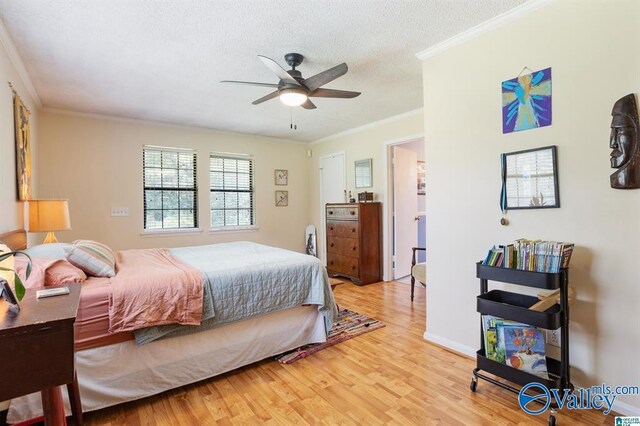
{"left": 111, "top": 207, "right": 129, "bottom": 217}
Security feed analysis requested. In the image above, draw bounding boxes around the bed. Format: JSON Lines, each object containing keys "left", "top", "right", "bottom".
{"left": 0, "top": 230, "right": 336, "bottom": 423}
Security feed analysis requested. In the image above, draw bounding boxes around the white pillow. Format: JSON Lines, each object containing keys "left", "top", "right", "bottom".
{"left": 24, "top": 243, "right": 72, "bottom": 259}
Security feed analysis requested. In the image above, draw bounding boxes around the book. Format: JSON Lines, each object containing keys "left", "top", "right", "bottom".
{"left": 481, "top": 240, "right": 575, "bottom": 272}
{"left": 503, "top": 324, "right": 548, "bottom": 376}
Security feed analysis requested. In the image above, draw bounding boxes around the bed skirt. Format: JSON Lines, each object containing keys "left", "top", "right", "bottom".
{"left": 8, "top": 305, "right": 326, "bottom": 423}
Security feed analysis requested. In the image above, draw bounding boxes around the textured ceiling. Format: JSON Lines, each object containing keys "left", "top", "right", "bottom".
{"left": 0, "top": 0, "right": 527, "bottom": 142}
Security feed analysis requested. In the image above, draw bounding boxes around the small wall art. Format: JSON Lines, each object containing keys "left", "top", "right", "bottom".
{"left": 275, "top": 169, "right": 288, "bottom": 186}
{"left": 275, "top": 190, "right": 288, "bottom": 207}
{"left": 501, "top": 145, "right": 559, "bottom": 209}
{"left": 417, "top": 161, "right": 426, "bottom": 195}
{"left": 13, "top": 88, "right": 32, "bottom": 200}
{"left": 502, "top": 67, "right": 552, "bottom": 134}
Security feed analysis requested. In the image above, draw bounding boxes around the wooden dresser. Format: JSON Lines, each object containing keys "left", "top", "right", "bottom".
{"left": 325, "top": 202, "right": 381, "bottom": 285}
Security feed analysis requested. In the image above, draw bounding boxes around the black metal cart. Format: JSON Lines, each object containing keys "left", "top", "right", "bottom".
{"left": 471, "top": 262, "right": 573, "bottom": 426}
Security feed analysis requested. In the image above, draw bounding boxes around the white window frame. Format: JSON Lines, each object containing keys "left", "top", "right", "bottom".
{"left": 209, "top": 151, "right": 257, "bottom": 233}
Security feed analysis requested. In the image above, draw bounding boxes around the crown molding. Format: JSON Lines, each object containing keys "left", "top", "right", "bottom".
{"left": 0, "top": 18, "right": 41, "bottom": 107}
{"left": 310, "top": 108, "right": 423, "bottom": 145}
{"left": 415, "top": 0, "right": 557, "bottom": 61}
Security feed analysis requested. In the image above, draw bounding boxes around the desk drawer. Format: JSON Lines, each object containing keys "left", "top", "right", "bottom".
{"left": 326, "top": 206, "right": 358, "bottom": 220}
{"left": 327, "top": 253, "right": 359, "bottom": 277}
{"left": 326, "top": 221, "right": 359, "bottom": 238}
{"left": 0, "top": 323, "right": 74, "bottom": 401}
{"left": 327, "top": 237, "right": 360, "bottom": 257}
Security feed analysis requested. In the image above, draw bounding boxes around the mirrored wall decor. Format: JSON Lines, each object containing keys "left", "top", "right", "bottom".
{"left": 502, "top": 145, "right": 559, "bottom": 209}
{"left": 355, "top": 158, "right": 372, "bottom": 188}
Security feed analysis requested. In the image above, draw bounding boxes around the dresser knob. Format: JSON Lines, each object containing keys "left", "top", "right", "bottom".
{"left": 330, "top": 243, "right": 334, "bottom": 247}
{"left": 351, "top": 265, "right": 356, "bottom": 270}
{"left": 351, "top": 228, "right": 355, "bottom": 233}
{"left": 330, "top": 227, "right": 334, "bottom": 231}
{"left": 328, "top": 211, "right": 334, "bottom": 215}
{"left": 352, "top": 247, "right": 356, "bottom": 251}
{"left": 330, "top": 261, "right": 334, "bottom": 265}
{"left": 350, "top": 211, "right": 355, "bottom": 215}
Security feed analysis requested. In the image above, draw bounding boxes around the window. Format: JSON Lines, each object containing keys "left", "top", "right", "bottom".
{"left": 210, "top": 153, "right": 254, "bottom": 228}
{"left": 143, "top": 146, "right": 197, "bottom": 230}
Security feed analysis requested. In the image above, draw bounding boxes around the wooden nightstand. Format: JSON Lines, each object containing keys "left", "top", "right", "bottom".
{"left": 0, "top": 283, "right": 83, "bottom": 425}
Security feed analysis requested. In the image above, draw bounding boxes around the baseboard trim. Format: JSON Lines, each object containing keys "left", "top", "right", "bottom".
{"left": 613, "top": 400, "right": 640, "bottom": 417}
{"left": 423, "top": 331, "right": 476, "bottom": 358}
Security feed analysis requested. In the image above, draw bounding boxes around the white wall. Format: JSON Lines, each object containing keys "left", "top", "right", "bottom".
{"left": 422, "top": 0, "right": 640, "bottom": 413}
{"left": 37, "top": 111, "right": 310, "bottom": 252}
{"left": 0, "top": 26, "right": 38, "bottom": 234}
{"left": 308, "top": 109, "right": 424, "bottom": 278}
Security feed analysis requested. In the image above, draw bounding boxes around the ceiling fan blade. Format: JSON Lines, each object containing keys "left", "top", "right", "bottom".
{"left": 300, "top": 99, "right": 317, "bottom": 109}
{"left": 221, "top": 80, "right": 279, "bottom": 88}
{"left": 309, "top": 88, "right": 361, "bottom": 98}
{"left": 258, "top": 55, "right": 301, "bottom": 87}
{"left": 252, "top": 91, "right": 280, "bottom": 105}
{"left": 303, "top": 63, "right": 348, "bottom": 92}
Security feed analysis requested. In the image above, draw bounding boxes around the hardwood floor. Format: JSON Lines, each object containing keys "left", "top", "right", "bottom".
{"left": 85, "top": 282, "right": 616, "bottom": 425}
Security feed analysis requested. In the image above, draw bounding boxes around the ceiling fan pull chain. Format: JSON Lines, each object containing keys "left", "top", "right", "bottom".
{"left": 290, "top": 108, "right": 297, "bottom": 130}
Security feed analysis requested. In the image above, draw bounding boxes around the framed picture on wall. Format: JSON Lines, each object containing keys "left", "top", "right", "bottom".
{"left": 417, "top": 161, "right": 426, "bottom": 195}
{"left": 502, "top": 145, "right": 559, "bottom": 209}
{"left": 275, "top": 190, "right": 288, "bottom": 207}
{"left": 275, "top": 169, "right": 288, "bottom": 186}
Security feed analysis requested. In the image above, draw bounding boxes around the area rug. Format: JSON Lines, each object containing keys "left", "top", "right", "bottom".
{"left": 275, "top": 308, "right": 385, "bottom": 364}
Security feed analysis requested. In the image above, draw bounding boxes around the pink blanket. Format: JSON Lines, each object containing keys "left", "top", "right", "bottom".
{"left": 108, "top": 248, "right": 204, "bottom": 333}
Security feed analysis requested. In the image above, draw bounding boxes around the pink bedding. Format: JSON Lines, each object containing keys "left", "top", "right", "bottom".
{"left": 75, "top": 276, "right": 133, "bottom": 351}
{"left": 108, "top": 248, "right": 204, "bottom": 333}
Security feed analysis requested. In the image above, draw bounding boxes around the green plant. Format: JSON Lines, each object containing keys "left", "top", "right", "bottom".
{"left": 529, "top": 193, "right": 546, "bottom": 207}
{"left": 0, "top": 251, "right": 32, "bottom": 301}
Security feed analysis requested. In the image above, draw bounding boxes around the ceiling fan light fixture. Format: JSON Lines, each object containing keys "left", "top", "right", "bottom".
{"left": 279, "top": 88, "right": 307, "bottom": 107}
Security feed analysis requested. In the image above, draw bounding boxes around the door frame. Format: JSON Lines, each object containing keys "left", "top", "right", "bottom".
{"left": 382, "top": 134, "right": 424, "bottom": 282}
{"left": 318, "top": 150, "right": 346, "bottom": 264}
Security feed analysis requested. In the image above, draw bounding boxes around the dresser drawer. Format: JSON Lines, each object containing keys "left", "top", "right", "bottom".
{"left": 327, "top": 253, "right": 359, "bottom": 277}
{"left": 326, "top": 220, "right": 359, "bottom": 238}
{"left": 326, "top": 206, "right": 358, "bottom": 220}
{"left": 327, "top": 237, "right": 360, "bottom": 257}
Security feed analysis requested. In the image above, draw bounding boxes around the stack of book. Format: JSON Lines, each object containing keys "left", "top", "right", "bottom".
{"left": 482, "top": 315, "right": 553, "bottom": 379}
{"left": 482, "top": 239, "right": 574, "bottom": 272}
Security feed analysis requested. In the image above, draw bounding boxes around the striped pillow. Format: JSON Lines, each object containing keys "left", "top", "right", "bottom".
{"left": 64, "top": 240, "right": 116, "bottom": 278}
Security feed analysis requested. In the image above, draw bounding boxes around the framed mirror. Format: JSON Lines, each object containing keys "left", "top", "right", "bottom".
{"left": 502, "top": 145, "right": 559, "bottom": 209}
{"left": 355, "top": 158, "right": 372, "bottom": 188}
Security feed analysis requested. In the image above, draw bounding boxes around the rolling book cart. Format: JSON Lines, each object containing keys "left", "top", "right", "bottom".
{"left": 471, "top": 262, "right": 573, "bottom": 426}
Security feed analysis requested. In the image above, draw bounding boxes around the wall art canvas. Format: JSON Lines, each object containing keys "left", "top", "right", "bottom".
{"left": 502, "top": 67, "right": 552, "bottom": 134}
{"left": 14, "top": 93, "right": 32, "bottom": 200}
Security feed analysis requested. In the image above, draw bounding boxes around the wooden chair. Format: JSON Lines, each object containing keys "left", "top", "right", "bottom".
{"left": 410, "top": 247, "right": 426, "bottom": 302}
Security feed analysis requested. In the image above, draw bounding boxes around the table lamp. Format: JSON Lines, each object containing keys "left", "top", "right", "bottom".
{"left": 28, "top": 200, "right": 71, "bottom": 244}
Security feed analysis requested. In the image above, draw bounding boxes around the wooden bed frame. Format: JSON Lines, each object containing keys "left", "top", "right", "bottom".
{"left": 0, "top": 229, "right": 27, "bottom": 251}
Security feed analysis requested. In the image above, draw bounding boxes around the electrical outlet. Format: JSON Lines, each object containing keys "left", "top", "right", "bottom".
{"left": 547, "top": 329, "right": 561, "bottom": 347}
{"left": 111, "top": 207, "right": 129, "bottom": 217}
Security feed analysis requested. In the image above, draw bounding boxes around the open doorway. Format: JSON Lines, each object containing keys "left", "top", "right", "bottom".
{"left": 389, "top": 138, "right": 425, "bottom": 282}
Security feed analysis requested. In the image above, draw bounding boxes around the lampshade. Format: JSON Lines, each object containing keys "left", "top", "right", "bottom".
{"left": 279, "top": 88, "right": 308, "bottom": 107}
{"left": 28, "top": 199, "right": 71, "bottom": 243}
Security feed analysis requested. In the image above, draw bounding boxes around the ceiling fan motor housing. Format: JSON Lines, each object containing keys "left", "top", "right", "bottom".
{"left": 284, "top": 53, "right": 304, "bottom": 69}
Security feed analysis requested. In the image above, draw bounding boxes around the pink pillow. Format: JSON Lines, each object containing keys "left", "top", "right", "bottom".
{"left": 14, "top": 256, "right": 87, "bottom": 288}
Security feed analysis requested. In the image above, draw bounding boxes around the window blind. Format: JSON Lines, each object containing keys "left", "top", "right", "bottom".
{"left": 210, "top": 154, "right": 254, "bottom": 228}
{"left": 143, "top": 146, "right": 198, "bottom": 230}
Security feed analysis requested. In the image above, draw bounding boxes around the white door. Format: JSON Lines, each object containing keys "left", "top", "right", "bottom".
{"left": 320, "top": 152, "right": 346, "bottom": 263}
{"left": 393, "top": 145, "right": 418, "bottom": 279}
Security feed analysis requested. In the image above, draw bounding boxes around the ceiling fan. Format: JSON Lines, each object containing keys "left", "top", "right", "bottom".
{"left": 221, "top": 53, "right": 361, "bottom": 109}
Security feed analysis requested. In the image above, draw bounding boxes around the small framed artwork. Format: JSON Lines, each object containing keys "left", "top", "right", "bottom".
{"left": 275, "top": 190, "right": 288, "bottom": 207}
{"left": 502, "top": 145, "right": 559, "bottom": 209}
{"left": 354, "top": 159, "right": 372, "bottom": 188}
{"left": 275, "top": 169, "right": 288, "bottom": 186}
{"left": 417, "top": 161, "right": 426, "bottom": 195}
